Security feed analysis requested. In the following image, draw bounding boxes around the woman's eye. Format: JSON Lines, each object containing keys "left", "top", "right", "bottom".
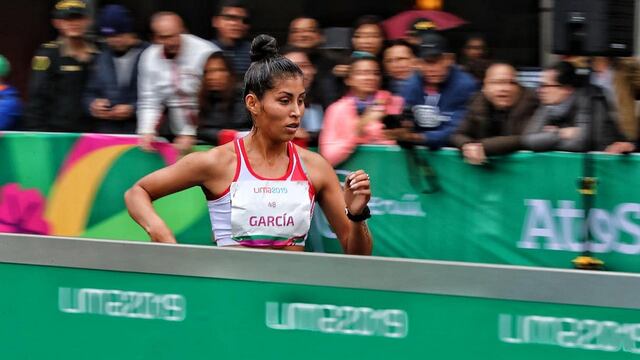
{"left": 279, "top": 99, "right": 290, "bottom": 104}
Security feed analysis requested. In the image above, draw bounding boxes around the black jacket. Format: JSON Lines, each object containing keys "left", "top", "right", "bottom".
{"left": 23, "top": 40, "right": 97, "bottom": 132}
{"left": 83, "top": 41, "right": 149, "bottom": 134}
{"left": 197, "top": 90, "right": 251, "bottom": 145}
{"left": 523, "top": 86, "right": 627, "bottom": 152}
{"left": 451, "top": 87, "right": 539, "bottom": 155}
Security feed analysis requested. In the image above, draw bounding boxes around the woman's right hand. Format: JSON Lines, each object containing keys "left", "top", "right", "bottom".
{"left": 357, "top": 106, "right": 385, "bottom": 136}
{"left": 360, "top": 105, "right": 386, "bottom": 124}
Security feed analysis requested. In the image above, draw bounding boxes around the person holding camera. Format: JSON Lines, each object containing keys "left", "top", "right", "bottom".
{"left": 397, "top": 31, "right": 478, "bottom": 149}
{"left": 319, "top": 52, "right": 403, "bottom": 166}
{"left": 523, "top": 61, "right": 633, "bottom": 153}
{"left": 84, "top": 5, "right": 148, "bottom": 134}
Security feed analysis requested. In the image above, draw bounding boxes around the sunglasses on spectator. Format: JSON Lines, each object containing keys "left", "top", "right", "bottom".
{"left": 220, "top": 13, "right": 249, "bottom": 24}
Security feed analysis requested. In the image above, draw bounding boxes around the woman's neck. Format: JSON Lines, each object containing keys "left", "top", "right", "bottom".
{"left": 245, "top": 131, "right": 288, "bottom": 164}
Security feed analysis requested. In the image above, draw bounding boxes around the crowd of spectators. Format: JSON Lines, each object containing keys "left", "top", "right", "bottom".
{"left": 2, "top": 0, "right": 640, "bottom": 164}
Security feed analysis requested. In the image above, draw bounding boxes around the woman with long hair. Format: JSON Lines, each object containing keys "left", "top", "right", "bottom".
{"left": 197, "top": 52, "right": 251, "bottom": 145}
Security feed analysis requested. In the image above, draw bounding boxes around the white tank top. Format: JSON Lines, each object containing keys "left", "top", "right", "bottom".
{"left": 207, "top": 138, "right": 315, "bottom": 247}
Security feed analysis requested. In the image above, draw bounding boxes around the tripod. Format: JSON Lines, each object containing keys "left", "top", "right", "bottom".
{"left": 572, "top": 85, "right": 605, "bottom": 270}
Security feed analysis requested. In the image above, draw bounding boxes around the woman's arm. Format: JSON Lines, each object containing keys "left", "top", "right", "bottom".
{"left": 304, "top": 151, "right": 372, "bottom": 255}
{"left": 124, "top": 150, "right": 220, "bottom": 243}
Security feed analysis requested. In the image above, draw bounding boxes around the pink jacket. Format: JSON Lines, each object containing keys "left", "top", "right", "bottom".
{"left": 319, "top": 90, "right": 404, "bottom": 166}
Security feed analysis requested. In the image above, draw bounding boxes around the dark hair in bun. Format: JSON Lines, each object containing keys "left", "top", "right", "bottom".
{"left": 243, "top": 34, "right": 303, "bottom": 99}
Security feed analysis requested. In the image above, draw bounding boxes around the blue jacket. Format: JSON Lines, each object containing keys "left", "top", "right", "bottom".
{"left": 401, "top": 66, "right": 478, "bottom": 148}
{"left": 0, "top": 85, "right": 22, "bottom": 130}
{"left": 83, "top": 41, "right": 148, "bottom": 134}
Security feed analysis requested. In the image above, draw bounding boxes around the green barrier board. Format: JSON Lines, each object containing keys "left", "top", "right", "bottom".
{"left": 1, "top": 234, "right": 640, "bottom": 359}
{"left": 1, "top": 132, "right": 639, "bottom": 271}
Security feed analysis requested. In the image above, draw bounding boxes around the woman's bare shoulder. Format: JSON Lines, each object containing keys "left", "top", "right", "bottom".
{"left": 297, "top": 146, "right": 330, "bottom": 169}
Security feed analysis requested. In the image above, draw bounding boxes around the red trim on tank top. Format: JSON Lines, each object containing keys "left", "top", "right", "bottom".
{"left": 290, "top": 144, "right": 316, "bottom": 197}
{"left": 210, "top": 140, "right": 242, "bottom": 200}
{"left": 238, "top": 137, "right": 294, "bottom": 180}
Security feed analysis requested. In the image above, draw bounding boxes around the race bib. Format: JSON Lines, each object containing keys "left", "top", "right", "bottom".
{"left": 230, "top": 180, "right": 311, "bottom": 243}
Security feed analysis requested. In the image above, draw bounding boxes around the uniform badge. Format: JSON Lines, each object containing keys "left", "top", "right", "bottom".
{"left": 32, "top": 56, "right": 50, "bottom": 71}
{"left": 60, "top": 65, "right": 82, "bottom": 72}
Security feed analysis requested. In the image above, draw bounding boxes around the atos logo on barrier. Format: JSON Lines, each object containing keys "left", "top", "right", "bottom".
{"left": 519, "top": 200, "right": 640, "bottom": 254}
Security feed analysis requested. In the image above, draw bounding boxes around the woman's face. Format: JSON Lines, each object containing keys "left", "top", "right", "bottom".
{"left": 250, "top": 76, "right": 306, "bottom": 142}
{"left": 463, "top": 38, "right": 486, "bottom": 60}
{"left": 204, "top": 57, "right": 232, "bottom": 92}
{"left": 346, "top": 59, "right": 381, "bottom": 96}
{"left": 352, "top": 24, "right": 384, "bottom": 56}
{"left": 283, "top": 52, "right": 316, "bottom": 90}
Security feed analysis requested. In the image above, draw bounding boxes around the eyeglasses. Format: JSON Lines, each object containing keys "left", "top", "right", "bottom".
{"left": 220, "top": 13, "right": 249, "bottom": 24}
{"left": 538, "top": 83, "right": 562, "bottom": 88}
{"left": 353, "top": 32, "right": 382, "bottom": 39}
{"left": 485, "top": 79, "right": 518, "bottom": 86}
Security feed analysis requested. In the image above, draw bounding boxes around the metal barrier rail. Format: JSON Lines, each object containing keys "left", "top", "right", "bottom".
{"left": 1, "top": 233, "right": 639, "bottom": 309}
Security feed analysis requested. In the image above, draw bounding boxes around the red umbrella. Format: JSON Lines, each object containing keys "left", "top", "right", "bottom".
{"left": 382, "top": 10, "right": 467, "bottom": 39}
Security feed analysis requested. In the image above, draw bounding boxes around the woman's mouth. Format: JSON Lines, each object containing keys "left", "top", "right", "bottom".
{"left": 285, "top": 123, "right": 299, "bottom": 134}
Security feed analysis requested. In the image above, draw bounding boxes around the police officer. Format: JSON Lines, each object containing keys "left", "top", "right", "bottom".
{"left": 23, "top": 0, "right": 97, "bottom": 132}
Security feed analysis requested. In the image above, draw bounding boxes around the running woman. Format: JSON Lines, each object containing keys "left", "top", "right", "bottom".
{"left": 125, "top": 34, "right": 372, "bottom": 255}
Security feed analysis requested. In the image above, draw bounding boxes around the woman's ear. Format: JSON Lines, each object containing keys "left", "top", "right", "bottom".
{"left": 245, "top": 93, "right": 260, "bottom": 116}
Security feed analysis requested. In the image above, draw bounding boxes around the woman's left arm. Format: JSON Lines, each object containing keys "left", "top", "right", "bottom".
{"left": 305, "top": 151, "right": 372, "bottom": 255}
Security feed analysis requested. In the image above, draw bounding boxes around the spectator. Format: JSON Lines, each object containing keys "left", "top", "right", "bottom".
{"left": 23, "top": 0, "right": 97, "bottom": 132}
{"left": 288, "top": 16, "right": 324, "bottom": 50}
{"left": 287, "top": 16, "right": 340, "bottom": 108}
{"left": 523, "top": 61, "right": 633, "bottom": 153}
{"left": 211, "top": 0, "right": 251, "bottom": 80}
{"left": 197, "top": 52, "right": 249, "bottom": 145}
{"left": 382, "top": 40, "right": 417, "bottom": 96}
{"left": 458, "top": 34, "right": 491, "bottom": 82}
{"left": 459, "top": 33, "right": 488, "bottom": 64}
{"left": 283, "top": 47, "right": 324, "bottom": 146}
{"left": 591, "top": 56, "right": 640, "bottom": 143}
{"left": 83, "top": 5, "right": 148, "bottom": 134}
{"left": 352, "top": 15, "right": 386, "bottom": 58}
{"left": 0, "top": 55, "right": 21, "bottom": 130}
{"left": 450, "top": 62, "right": 539, "bottom": 165}
{"left": 333, "top": 15, "right": 386, "bottom": 79}
{"left": 397, "top": 31, "right": 478, "bottom": 149}
{"left": 319, "top": 53, "right": 403, "bottom": 166}
{"left": 137, "top": 12, "right": 219, "bottom": 153}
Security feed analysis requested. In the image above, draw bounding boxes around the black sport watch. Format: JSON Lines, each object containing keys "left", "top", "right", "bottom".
{"left": 345, "top": 206, "right": 371, "bottom": 222}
